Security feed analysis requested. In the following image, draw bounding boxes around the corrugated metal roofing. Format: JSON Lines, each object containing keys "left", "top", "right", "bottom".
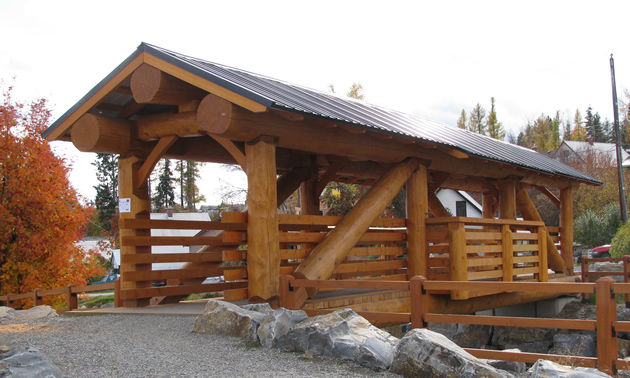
{"left": 44, "top": 42, "right": 601, "bottom": 185}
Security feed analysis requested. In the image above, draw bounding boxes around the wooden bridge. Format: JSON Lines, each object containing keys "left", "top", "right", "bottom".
{"left": 42, "top": 43, "right": 600, "bottom": 314}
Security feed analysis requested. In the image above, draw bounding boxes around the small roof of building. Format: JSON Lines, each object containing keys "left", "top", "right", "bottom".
{"left": 556, "top": 140, "right": 630, "bottom": 167}
{"left": 43, "top": 42, "right": 601, "bottom": 186}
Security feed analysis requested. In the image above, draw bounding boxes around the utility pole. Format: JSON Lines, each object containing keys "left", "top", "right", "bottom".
{"left": 610, "top": 54, "right": 628, "bottom": 222}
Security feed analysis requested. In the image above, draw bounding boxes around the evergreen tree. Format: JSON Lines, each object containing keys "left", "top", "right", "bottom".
{"left": 457, "top": 109, "right": 467, "bottom": 129}
{"left": 467, "top": 103, "right": 486, "bottom": 134}
{"left": 182, "top": 161, "right": 205, "bottom": 210}
{"left": 572, "top": 109, "right": 587, "bottom": 141}
{"left": 152, "top": 159, "right": 175, "bottom": 211}
{"left": 550, "top": 111, "right": 561, "bottom": 149}
{"left": 92, "top": 153, "right": 118, "bottom": 233}
{"left": 562, "top": 118, "right": 572, "bottom": 141}
{"left": 486, "top": 97, "right": 505, "bottom": 140}
{"left": 585, "top": 106, "right": 604, "bottom": 142}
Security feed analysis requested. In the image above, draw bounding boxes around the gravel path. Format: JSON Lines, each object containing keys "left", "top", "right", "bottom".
{"left": 1, "top": 314, "right": 401, "bottom": 377}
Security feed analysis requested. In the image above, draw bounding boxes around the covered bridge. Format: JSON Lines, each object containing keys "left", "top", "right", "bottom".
{"left": 43, "top": 43, "right": 601, "bottom": 314}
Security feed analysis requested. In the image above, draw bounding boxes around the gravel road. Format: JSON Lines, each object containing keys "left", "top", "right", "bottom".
{"left": 1, "top": 314, "right": 401, "bottom": 377}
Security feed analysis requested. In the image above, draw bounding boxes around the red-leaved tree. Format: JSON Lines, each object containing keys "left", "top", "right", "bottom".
{"left": 0, "top": 85, "right": 105, "bottom": 308}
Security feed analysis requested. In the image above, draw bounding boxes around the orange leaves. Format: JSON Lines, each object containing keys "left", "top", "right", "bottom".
{"left": 0, "top": 85, "right": 106, "bottom": 307}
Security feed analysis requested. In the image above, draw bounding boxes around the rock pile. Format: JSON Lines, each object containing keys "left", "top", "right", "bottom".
{"left": 193, "top": 300, "right": 613, "bottom": 377}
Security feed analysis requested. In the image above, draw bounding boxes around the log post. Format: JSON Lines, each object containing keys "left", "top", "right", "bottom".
{"left": 119, "top": 154, "right": 152, "bottom": 307}
{"left": 66, "top": 285, "right": 78, "bottom": 311}
{"left": 482, "top": 192, "right": 496, "bottom": 219}
{"left": 537, "top": 226, "right": 549, "bottom": 282}
{"left": 114, "top": 278, "right": 122, "bottom": 308}
{"left": 596, "top": 277, "right": 617, "bottom": 376}
{"left": 410, "top": 276, "right": 429, "bottom": 329}
{"left": 293, "top": 159, "right": 419, "bottom": 297}
{"left": 501, "top": 224, "right": 514, "bottom": 281}
{"left": 299, "top": 170, "right": 320, "bottom": 216}
{"left": 625, "top": 255, "right": 630, "bottom": 308}
{"left": 560, "top": 187, "right": 574, "bottom": 274}
{"left": 246, "top": 136, "right": 280, "bottom": 302}
{"left": 406, "top": 163, "right": 429, "bottom": 278}
{"left": 498, "top": 177, "right": 517, "bottom": 220}
{"left": 449, "top": 221, "right": 468, "bottom": 299}
{"left": 515, "top": 184, "right": 567, "bottom": 274}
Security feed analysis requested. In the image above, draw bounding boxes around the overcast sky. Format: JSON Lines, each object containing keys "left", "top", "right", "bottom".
{"left": 2, "top": 0, "right": 629, "bottom": 205}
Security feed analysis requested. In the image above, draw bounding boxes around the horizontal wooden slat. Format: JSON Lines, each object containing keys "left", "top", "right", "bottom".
{"left": 512, "top": 267, "right": 540, "bottom": 275}
{"left": 71, "top": 282, "right": 116, "bottom": 293}
{"left": 423, "top": 280, "right": 595, "bottom": 294}
{"left": 512, "top": 244, "right": 539, "bottom": 252}
{"left": 121, "top": 235, "right": 242, "bottom": 247}
{"left": 426, "top": 217, "right": 544, "bottom": 227}
{"left": 513, "top": 255, "right": 539, "bottom": 263}
{"left": 467, "top": 257, "right": 502, "bottom": 267}
{"left": 278, "top": 231, "right": 405, "bottom": 244}
{"left": 512, "top": 233, "right": 538, "bottom": 241}
{"left": 123, "top": 252, "right": 223, "bottom": 264}
{"left": 465, "top": 232, "right": 502, "bottom": 241}
{"left": 349, "top": 246, "right": 405, "bottom": 257}
{"left": 427, "top": 245, "right": 449, "bottom": 254}
{"left": 428, "top": 257, "right": 450, "bottom": 268}
{"left": 119, "top": 218, "right": 246, "bottom": 231}
{"left": 464, "top": 349, "right": 597, "bottom": 368}
{"left": 289, "top": 278, "right": 409, "bottom": 291}
{"left": 279, "top": 249, "right": 310, "bottom": 259}
{"left": 467, "top": 270, "right": 504, "bottom": 280}
{"left": 614, "top": 321, "right": 630, "bottom": 332}
{"left": 119, "top": 281, "right": 248, "bottom": 300}
{"left": 123, "top": 267, "right": 222, "bottom": 281}
{"left": 36, "top": 287, "right": 67, "bottom": 296}
{"left": 334, "top": 260, "right": 406, "bottom": 274}
{"left": 466, "top": 245, "right": 503, "bottom": 254}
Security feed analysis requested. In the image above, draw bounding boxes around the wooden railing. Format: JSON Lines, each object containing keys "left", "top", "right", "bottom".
{"left": 280, "top": 275, "right": 626, "bottom": 376}
{"left": 0, "top": 281, "right": 117, "bottom": 311}
{"left": 581, "top": 255, "right": 630, "bottom": 305}
{"left": 426, "top": 217, "right": 549, "bottom": 299}
{"left": 119, "top": 213, "right": 408, "bottom": 302}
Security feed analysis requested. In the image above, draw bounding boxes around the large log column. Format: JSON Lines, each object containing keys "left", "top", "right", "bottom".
{"left": 560, "top": 187, "right": 574, "bottom": 274}
{"left": 293, "top": 159, "right": 419, "bottom": 296}
{"left": 246, "top": 136, "right": 280, "bottom": 302}
{"left": 406, "top": 163, "right": 429, "bottom": 277}
{"left": 498, "top": 178, "right": 517, "bottom": 220}
{"left": 119, "top": 154, "right": 151, "bottom": 307}
{"left": 515, "top": 185, "right": 568, "bottom": 274}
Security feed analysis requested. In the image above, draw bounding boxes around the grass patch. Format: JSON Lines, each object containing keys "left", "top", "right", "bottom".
{"left": 185, "top": 292, "right": 223, "bottom": 301}
{"left": 78, "top": 295, "right": 115, "bottom": 308}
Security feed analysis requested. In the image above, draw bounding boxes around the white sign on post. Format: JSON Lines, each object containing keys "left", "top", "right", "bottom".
{"left": 119, "top": 198, "right": 131, "bottom": 213}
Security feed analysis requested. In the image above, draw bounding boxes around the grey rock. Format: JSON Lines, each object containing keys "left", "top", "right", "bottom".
{"left": 257, "top": 307, "right": 307, "bottom": 348}
{"left": 276, "top": 308, "right": 399, "bottom": 371}
{"left": 619, "top": 338, "right": 630, "bottom": 358}
{"left": 527, "top": 359, "right": 612, "bottom": 377}
{"left": 0, "top": 306, "right": 15, "bottom": 321}
{"left": 0, "top": 347, "right": 65, "bottom": 377}
{"left": 429, "top": 322, "right": 492, "bottom": 348}
{"left": 13, "top": 305, "right": 57, "bottom": 321}
{"left": 391, "top": 328, "right": 510, "bottom": 378}
{"left": 556, "top": 301, "right": 597, "bottom": 321}
{"left": 382, "top": 322, "right": 412, "bottom": 339}
{"left": 100, "top": 303, "right": 114, "bottom": 308}
{"left": 549, "top": 333, "right": 597, "bottom": 357}
{"left": 193, "top": 300, "right": 266, "bottom": 343}
{"left": 486, "top": 359, "right": 527, "bottom": 375}
{"left": 241, "top": 303, "right": 273, "bottom": 315}
{"left": 428, "top": 322, "right": 458, "bottom": 339}
{"left": 492, "top": 325, "right": 555, "bottom": 349}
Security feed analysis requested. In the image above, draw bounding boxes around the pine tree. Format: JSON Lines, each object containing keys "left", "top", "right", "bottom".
{"left": 182, "top": 161, "right": 205, "bottom": 210}
{"left": 467, "top": 103, "right": 486, "bottom": 135}
{"left": 550, "top": 111, "right": 561, "bottom": 149}
{"left": 562, "top": 119, "right": 572, "bottom": 141}
{"left": 572, "top": 109, "right": 587, "bottom": 141}
{"left": 457, "top": 109, "right": 467, "bottom": 129}
{"left": 486, "top": 97, "right": 505, "bottom": 140}
{"left": 584, "top": 106, "right": 604, "bottom": 142}
{"left": 152, "top": 159, "right": 175, "bottom": 211}
{"left": 92, "top": 153, "right": 118, "bottom": 233}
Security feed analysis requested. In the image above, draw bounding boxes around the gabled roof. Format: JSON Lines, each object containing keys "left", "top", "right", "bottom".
{"left": 558, "top": 140, "right": 630, "bottom": 167}
{"left": 43, "top": 42, "right": 601, "bottom": 186}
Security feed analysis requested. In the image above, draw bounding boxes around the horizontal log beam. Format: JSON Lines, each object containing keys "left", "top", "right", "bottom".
{"left": 196, "top": 94, "right": 580, "bottom": 189}
{"left": 131, "top": 63, "right": 206, "bottom": 105}
{"left": 71, "top": 114, "right": 131, "bottom": 154}
{"left": 136, "top": 111, "right": 203, "bottom": 140}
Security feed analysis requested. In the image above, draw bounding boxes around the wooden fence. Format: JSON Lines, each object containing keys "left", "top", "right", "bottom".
{"left": 581, "top": 255, "right": 630, "bottom": 305}
{"left": 281, "top": 275, "right": 627, "bottom": 376}
{"left": 0, "top": 281, "right": 118, "bottom": 312}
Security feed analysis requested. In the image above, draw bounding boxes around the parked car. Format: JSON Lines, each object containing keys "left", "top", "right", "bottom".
{"left": 90, "top": 274, "right": 118, "bottom": 285}
{"left": 588, "top": 245, "right": 612, "bottom": 259}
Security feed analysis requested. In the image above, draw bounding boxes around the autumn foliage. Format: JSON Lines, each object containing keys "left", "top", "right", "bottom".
{"left": 0, "top": 86, "right": 105, "bottom": 307}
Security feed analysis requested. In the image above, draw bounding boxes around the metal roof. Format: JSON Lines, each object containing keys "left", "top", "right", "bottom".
{"left": 44, "top": 42, "right": 601, "bottom": 185}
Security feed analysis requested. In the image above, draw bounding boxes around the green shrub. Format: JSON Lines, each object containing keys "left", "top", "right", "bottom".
{"left": 574, "top": 203, "right": 623, "bottom": 248}
{"left": 611, "top": 221, "right": 630, "bottom": 257}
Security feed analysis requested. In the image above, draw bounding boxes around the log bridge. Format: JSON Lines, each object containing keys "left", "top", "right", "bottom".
{"left": 42, "top": 43, "right": 601, "bottom": 314}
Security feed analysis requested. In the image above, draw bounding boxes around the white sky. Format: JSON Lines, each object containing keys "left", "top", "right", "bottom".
{"left": 2, "top": 0, "right": 629, "bottom": 205}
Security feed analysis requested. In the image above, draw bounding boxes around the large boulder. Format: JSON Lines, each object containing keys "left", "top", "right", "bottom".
{"left": 527, "top": 359, "right": 611, "bottom": 377}
{"left": 391, "top": 328, "right": 510, "bottom": 377}
{"left": 257, "top": 307, "right": 308, "bottom": 348}
{"left": 276, "top": 309, "right": 399, "bottom": 371}
{"left": 0, "top": 306, "right": 15, "bottom": 322}
{"left": 12, "top": 305, "right": 57, "bottom": 321}
{"left": 492, "top": 325, "right": 555, "bottom": 351}
{"left": 429, "top": 322, "right": 492, "bottom": 348}
{"left": 193, "top": 300, "right": 266, "bottom": 343}
{"left": 548, "top": 333, "right": 597, "bottom": 357}
{"left": 0, "top": 347, "right": 64, "bottom": 377}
